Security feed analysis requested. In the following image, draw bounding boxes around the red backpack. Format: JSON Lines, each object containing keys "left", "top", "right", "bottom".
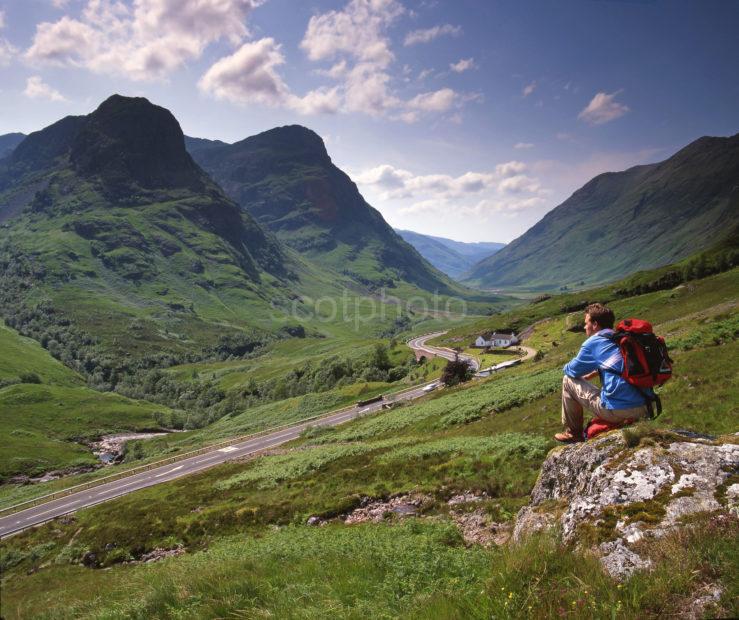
{"left": 603, "top": 318, "right": 673, "bottom": 417}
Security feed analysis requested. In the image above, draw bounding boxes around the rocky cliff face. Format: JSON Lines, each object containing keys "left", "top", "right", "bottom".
{"left": 514, "top": 429, "right": 739, "bottom": 579}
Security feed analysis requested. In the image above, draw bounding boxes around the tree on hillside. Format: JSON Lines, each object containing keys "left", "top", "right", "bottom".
{"left": 440, "top": 356, "right": 472, "bottom": 387}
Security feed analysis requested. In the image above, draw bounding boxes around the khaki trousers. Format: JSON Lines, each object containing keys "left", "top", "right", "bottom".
{"left": 561, "top": 375, "right": 647, "bottom": 434}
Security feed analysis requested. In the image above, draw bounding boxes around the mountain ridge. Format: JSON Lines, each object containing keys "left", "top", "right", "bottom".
{"left": 394, "top": 228, "right": 504, "bottom": 279}
{"left": 187, "top": 126, "right": 468, "bottom": 295}
{"left": 464, "top": 133, "right": 739, "bottom": 290}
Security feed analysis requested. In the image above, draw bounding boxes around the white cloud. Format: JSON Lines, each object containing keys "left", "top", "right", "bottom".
{"left": 407, "top": 88, "right": 456, "bottom": 112}
{"left": 514, "top": 142, "right": 534, "bottom": 150}
{"left": 498, "top": 174, "right": 540, "bottom": 194}
{"left": 23, "top": 75, "right": 67, "bottom": 101}
{"left": 403, "top": 23, "right": 461, "bottom": 46}
{"left": 296, "top": 0, "right": 472, "bottom": 123}
{"left": 450, "top": 57, "right": 475, "bottom": 73}
{"left": 357, "top": 161, "right": 547, "bottom": 223}
{"left": 51, "top": 0, "right": 70, "bottom": 7}
{"left": 495, "top": 161, "right": 526, "bottom": 176}
{"left": 578, "top": 90, "right": 629, "bottom": 125}
{"left": 25, "top": 0, "right": 263, "bottom": 81}
{"left": 0, "top": 10, "right": 4, "bottom": 30}
{"left": 288, "top": 86, "right": 342, "bottom": 115}
{"left": 0, "top": 38, "right": 15, "bottom": 66}
{"left": 198, "top": 38, "right": 341, "bottom": 115}
{"left": 198, "top": 38, "right": 289, "bottom": 106}
{"left": 301, "top": 0, "right": 403, "bottom": 65}
{"left": 522, "top": 81, "right": 536, "bottom": 97}
{"left": 417, "top": 68, "right": 433, "bottom": 81}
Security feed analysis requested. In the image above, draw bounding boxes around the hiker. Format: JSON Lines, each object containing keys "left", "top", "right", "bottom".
{"left": 555, "top": 303, "right": 650, "bottom": 442}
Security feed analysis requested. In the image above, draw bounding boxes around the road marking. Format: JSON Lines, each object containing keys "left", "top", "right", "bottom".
{"left": 29, "top": 501, "right": 79, "bottom": 519}
{"left": 154, "top": 465, "right": 184, "bottom": 478}
{"left": 96, "top": 479, "right": 143, "bottom": 496}
{"left": 217, "top": 446, "right": 237, "bottom": 453}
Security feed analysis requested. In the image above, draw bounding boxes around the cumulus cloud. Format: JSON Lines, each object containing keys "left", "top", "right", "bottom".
{"left": 301, "top": 0, "right": 403, "bottom": 65}
{"left": 406, "top": 88, "right": 456, "bottom": 112}
{"left": 295, "top": 0, "right": 474, "bottom": 122}
{"left": 25, "top": 0, "right": 263, "bottom": 81}
{"left": 522, "top": 81, "right": 536, "bottom": 97}
{"left": 450, "top": 57, "right": 475, "bottom": 73}
{"left": 198, "top": 38, "right": 289, "bottom": 106}
{"left": 357, "top": 161, "right": 547, "bottom": 220}
{"left": 403, "top": 23, "right": 461, "bottom": 46}
{"left": 578, "top": 90, "right": 629, "bottom": 125}
{"left": 514, "top": 142, "right": 534, "bottom": 150}
{"left": 498, "top": 174, "right": 540, "bottom": 194}
{"left": 495, "top": 161, "right": 526, "bottom": 176}
{"left": 198, "top": 38, "right": 342, "bottom": 115}
{"left": 23, "top": 75, "right": 67, "bottom": 101}
{"left": 0, "top": 38, "right": 15, "bottom": 66}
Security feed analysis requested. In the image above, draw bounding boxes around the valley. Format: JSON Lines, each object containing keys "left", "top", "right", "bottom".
{"left": 0, "top": 94, "right": 736, "bottom": 619}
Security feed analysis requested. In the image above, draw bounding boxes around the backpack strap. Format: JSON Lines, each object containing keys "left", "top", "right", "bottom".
{"left": 599, "top": 367, "right": 661, "bottom": 419}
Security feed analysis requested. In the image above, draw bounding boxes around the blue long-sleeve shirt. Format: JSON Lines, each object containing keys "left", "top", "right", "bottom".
{"left": 563, "top": 328, "right": 651, "bottom": 410}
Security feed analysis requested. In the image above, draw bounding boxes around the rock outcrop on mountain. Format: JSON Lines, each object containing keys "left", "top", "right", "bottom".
{"left": 514, "top": 429, "right": 739, "bottom": 579}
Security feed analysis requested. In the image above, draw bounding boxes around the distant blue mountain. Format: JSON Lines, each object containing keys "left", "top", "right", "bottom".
{"left": 394, "top": 229, "right": 505, "bottom": 279}
{"left": 0, "top": 133, "right": 26, "bottom": 160}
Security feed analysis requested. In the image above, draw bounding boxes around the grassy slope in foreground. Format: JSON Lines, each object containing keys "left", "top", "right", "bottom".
{"left": 1, "top": 265, "right": 737, "bottom": 619}
{"left": 0, "top": 321, "right": 172, "bottom": 481}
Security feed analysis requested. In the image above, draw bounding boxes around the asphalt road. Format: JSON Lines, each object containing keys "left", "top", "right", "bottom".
{"left": 406, "top": 332, "right": 480, "bottom": 370}
{"left": 0, "top": 359, "right": 441, "bottom": 538}
{"left": 0, "top": 332, "right": 503, "bottom": 537}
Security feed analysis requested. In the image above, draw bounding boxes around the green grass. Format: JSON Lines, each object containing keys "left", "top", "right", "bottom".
{"left": 0, "top": 321, "right": 82, "bottom": 387}
{"left": 0, "top": 383, "right": 171, "bottom": 480}
{"left": 0, "top": 265, "right": 737, "bottom": 618}
{"left": 0, "top": 322, "right": 175, "bottom": 480}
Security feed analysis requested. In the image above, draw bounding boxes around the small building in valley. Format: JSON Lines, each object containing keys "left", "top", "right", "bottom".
{"left": 473, "top": 332, "right": 519, "bottom": 348}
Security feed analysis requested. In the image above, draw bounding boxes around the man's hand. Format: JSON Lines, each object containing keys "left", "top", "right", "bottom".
{"left": 581, "top": 370, "right": 598, "bottom": 381}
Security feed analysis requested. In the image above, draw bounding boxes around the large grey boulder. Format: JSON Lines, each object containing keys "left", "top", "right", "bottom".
{"left": 514, "top": 430, "right": 739, "bottom": 579}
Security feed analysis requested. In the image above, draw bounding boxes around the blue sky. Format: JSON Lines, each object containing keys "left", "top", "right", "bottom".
{"left": 1, "top": 0, "right": 737, "bottom": 242}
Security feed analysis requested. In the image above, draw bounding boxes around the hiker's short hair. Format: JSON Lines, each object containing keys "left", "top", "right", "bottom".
{"left": 585, "top": 303, "right": 615, "bottom": 329}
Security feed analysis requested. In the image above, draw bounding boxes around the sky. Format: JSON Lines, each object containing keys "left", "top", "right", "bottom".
{"left": 0, "top": 0, "right": 737, "bottom": 243}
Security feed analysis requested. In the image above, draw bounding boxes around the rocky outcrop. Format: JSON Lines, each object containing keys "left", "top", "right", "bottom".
{"left": 514, "top": 430, "right": 739, "bottom": 579}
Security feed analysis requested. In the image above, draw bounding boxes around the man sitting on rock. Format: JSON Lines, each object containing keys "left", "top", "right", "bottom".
{"left": 555, "top": 303, "right": 649, "bottom": 442}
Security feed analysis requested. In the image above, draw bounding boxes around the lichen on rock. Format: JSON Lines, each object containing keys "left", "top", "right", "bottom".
{"left": 514, "top": 430, "right": 739, "bottom": 579}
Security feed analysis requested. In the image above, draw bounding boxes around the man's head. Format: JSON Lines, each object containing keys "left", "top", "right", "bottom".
{"left": 584, "top": 303, "right": 614, "bottom": 336}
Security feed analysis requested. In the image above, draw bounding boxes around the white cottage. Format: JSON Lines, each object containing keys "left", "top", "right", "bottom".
{"left": 473, "top": 332, "right": 519, "bottom": 348}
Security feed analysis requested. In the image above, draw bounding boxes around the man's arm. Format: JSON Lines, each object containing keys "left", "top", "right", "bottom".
{"left": 563, "top": 339, "right": 598, "bottom": 378}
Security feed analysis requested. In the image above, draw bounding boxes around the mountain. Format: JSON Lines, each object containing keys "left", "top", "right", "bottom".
{"left": 187, "top": 126, "right": 462, "bottom": 294}
{"left": 394, "top": 229, "right": 504, "bottom": 279}
{"left": 0, "top": 132, "right": 25, "bottom": 159}
{"left": 464, "top": 133, "right": 739, "bottom": 290}
{"left": 0, "top": 95, "right": 306, "bottom": 357}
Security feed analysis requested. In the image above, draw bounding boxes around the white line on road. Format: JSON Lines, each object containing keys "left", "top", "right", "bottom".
{"left": 154, "top": 465, "right": 184, "bottom": 478}
{"left": 29, "top": 501, "right": 80, "bottom": 519}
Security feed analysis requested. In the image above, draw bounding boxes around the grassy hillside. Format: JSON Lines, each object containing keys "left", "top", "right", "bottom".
{"left": 0, "top": 322, "right": 173, "bottom": 481}
{"left": 1, "top": 263, "right": 736, "bottom": 618}
{"left": 465, "top": 133, "right": 739, "bottom": 290}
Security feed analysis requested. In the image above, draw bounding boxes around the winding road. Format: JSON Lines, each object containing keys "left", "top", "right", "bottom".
{"left": 0, "top": 332, "right": 531, "bottom": 538}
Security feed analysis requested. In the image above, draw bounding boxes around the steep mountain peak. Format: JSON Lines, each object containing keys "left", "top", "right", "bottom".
{"left": 233, "top": 124, "right": 330, "bottom": 164}
{"left": 69, "top": 94, "right": 205, "bottom": 195}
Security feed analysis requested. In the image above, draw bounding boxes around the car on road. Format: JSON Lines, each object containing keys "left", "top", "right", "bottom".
{"left": 422, "top": 382, "right": 439, "bottom": 393}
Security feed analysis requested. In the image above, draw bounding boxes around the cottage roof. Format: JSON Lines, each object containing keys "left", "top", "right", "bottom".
{"left": 479, "top": 331, "right": 516, "bottom": 340}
